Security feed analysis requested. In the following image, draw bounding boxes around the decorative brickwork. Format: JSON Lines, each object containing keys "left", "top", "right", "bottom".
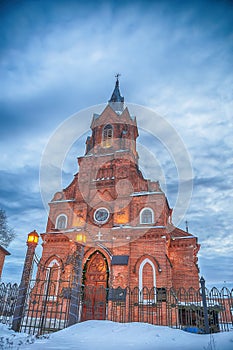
{"left": 39, "top": 78, "right": 200, "bottom": 303}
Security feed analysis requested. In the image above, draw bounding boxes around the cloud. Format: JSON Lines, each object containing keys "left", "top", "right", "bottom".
{"left": 0, "top": 0, "right": 233, "bottom": 286}
{"left": 199, "top": 254, "right": 233, "bottom": 289}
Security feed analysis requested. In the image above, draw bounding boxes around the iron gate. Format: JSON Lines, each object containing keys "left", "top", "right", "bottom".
{"left": 19, "top": 276, "right": 73, "bottom": 335}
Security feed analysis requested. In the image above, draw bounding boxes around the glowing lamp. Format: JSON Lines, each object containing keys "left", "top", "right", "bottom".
{"left": 27, "top": 230, "right": 39, "bottom": 245}
{"left": 75, "top": 233, "right": 86, "bottom": 244}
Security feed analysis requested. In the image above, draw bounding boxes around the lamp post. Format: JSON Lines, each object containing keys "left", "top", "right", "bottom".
{"left": 68, "top": 232, "right": 86, "bottom": 326}
{"left": 12, "top": 230, "right": 39, "bottom": 332}
{"left": 200, "top": 276, "right": 210, "bottom": 334}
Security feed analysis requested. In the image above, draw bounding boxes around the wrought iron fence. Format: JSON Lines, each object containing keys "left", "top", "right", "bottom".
{"left": 108, "top": 286, "right": 233, "bottom": 333}
{"left": 0, "top": 282, "right": 232, "bottom": 335}
{"left": 0, "top": 282, "right": 18, "bottom": 325}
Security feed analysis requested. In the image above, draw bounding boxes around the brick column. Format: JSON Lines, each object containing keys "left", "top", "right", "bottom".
{"left": 68, "top": 238, "right": 85, "bottom": 326}
{"left": 12, "top": 230, "right": 39, "bottom": 332}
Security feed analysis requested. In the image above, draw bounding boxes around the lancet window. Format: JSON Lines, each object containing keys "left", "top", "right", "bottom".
{"left": 102, "top": 124, "right": 113, "bottom": 148}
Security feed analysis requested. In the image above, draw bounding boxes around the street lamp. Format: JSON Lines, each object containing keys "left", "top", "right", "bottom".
{"left": 75, "top": 233, "right": 86, "bottom": 245}
{"left": 27, "top": 230, "right": 39, "bottom": 245}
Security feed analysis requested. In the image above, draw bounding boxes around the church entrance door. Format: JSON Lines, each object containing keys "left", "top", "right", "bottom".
{"left": 82, "top": 251, "right": 109, "bottom": 321}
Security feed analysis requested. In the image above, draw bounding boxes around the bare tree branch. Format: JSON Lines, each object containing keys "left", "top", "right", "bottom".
{"left": 0, "top": 209, "right": 15, "bottom": 248}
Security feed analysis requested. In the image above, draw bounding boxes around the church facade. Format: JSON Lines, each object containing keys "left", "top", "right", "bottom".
{"left": 39, "top": 77, "right": 200, "bottom": 296}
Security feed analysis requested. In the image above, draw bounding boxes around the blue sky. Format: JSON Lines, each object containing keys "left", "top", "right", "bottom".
{"left": 0, "top": 0, "right": 232, "bottom": 288}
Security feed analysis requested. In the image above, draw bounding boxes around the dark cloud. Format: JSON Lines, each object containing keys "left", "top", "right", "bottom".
{"left": 0, "top": 0, "right": 232, "bottom": 286}
{"left": 194, "top": 175, "right": 232, "bottom": 191}
{"left": 0, "top": 167, "right": 42, "bottom": 213}
{"left": 200, "top": 256, "right": 233, "bottom": 289}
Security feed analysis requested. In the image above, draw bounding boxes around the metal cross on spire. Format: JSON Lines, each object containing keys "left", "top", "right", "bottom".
{"left": 115, "top": 73, "right": 121, "bottom": 80}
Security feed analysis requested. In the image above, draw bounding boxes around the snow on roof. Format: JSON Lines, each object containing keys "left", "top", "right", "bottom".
{"left": 178, "top": 301, "right": 223, "bottom": 309}
{"left": 0, "top": 245, "right": 10, "bottom": 255}
{"left": 130, "top": 191, "right": 163, "bottom": 196}
{"left": 93, "top": 113, "right": 100, "bottom": 120}
{"left": 171, "top": 235, "right": 197, "bottom": 240}
{"left": 112, "top": 225, "right": 166, "bottom": 230}
{"left": 49, "top": 199, "right": 76, "bottom": 204}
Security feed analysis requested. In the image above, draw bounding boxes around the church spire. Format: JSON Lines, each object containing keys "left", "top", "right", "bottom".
{"left": 108, "top": 74, "right": 124, "bottom": 112}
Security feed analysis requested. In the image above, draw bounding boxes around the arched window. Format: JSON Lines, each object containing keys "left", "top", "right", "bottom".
{"left": 55, "top": 214, "right": 67, "bottom": 229}
{"left": 140, "top": 208, "right": 154, "bottom": 224}
{"left": 45, "top": 259, "right": 61, "bottom": 300}
{"left": 102, "top": 124, "right": 113, "bottom": 148}
{"left": 139, "top": 258, "right": 156, "bottom": 291}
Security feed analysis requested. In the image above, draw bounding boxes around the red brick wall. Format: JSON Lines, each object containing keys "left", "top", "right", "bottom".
{"left": 0, "top": 251, "right": 5, "bottom": 278}
{"left": 0, "top": 249, "right": 9, "bottom": 278}
{"left": 40, "top": 104, "right": 200, "bottom": 292}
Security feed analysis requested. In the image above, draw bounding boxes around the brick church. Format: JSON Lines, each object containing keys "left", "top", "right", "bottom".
{"left": 40, "top": 77, "right": 200, "bottom": 294}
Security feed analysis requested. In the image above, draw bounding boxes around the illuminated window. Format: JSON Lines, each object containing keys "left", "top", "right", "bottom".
{"left": 140, "top": 208, "right": 154, "bottom": 224}
{"left": 102, "top": 124, "right": 113, "bottom": 148}
{"left": 56, "top": 214, "right": 67, "bottom": 229}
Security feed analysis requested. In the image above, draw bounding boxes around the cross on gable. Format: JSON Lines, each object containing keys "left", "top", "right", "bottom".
{"left": 96, "top": 231, "right": 103, "bottom": 241}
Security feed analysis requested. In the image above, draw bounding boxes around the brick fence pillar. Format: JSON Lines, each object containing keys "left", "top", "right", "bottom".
{"left": 68, "top": 233, "right": 85, "bottom": 327}
{"left": 12, "top": 230, "right": 39, "bottom": 332}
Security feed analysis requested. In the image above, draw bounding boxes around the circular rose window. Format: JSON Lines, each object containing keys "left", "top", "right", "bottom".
{"left": 94, "top": 208, "right": 109, "bottom": 224}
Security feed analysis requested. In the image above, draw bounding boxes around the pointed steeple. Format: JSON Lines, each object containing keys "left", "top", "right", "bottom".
{"left": 108, "top": 74, "right": 124, "bottom": 112}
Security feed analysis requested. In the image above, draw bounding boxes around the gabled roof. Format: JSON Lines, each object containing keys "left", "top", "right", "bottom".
{"left": 0, "top": 245, "right": 10, "bottom": 256}
{"left": 90, "top": 104, "right": 137, "bottom": 129}
{"left": 167, "top": 224, "right": 195, "bottom": 238}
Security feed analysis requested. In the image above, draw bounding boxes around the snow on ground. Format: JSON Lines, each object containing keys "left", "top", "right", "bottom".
{"left": 0, "top": 323, "right": 35, "bottom": 349}
{"left": 0, "top": 321, "right": 233, "bottom": 350}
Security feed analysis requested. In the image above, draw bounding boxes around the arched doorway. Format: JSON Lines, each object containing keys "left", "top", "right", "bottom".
{"left": 82, "top": 250, "right": 109, "bottom": 321}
